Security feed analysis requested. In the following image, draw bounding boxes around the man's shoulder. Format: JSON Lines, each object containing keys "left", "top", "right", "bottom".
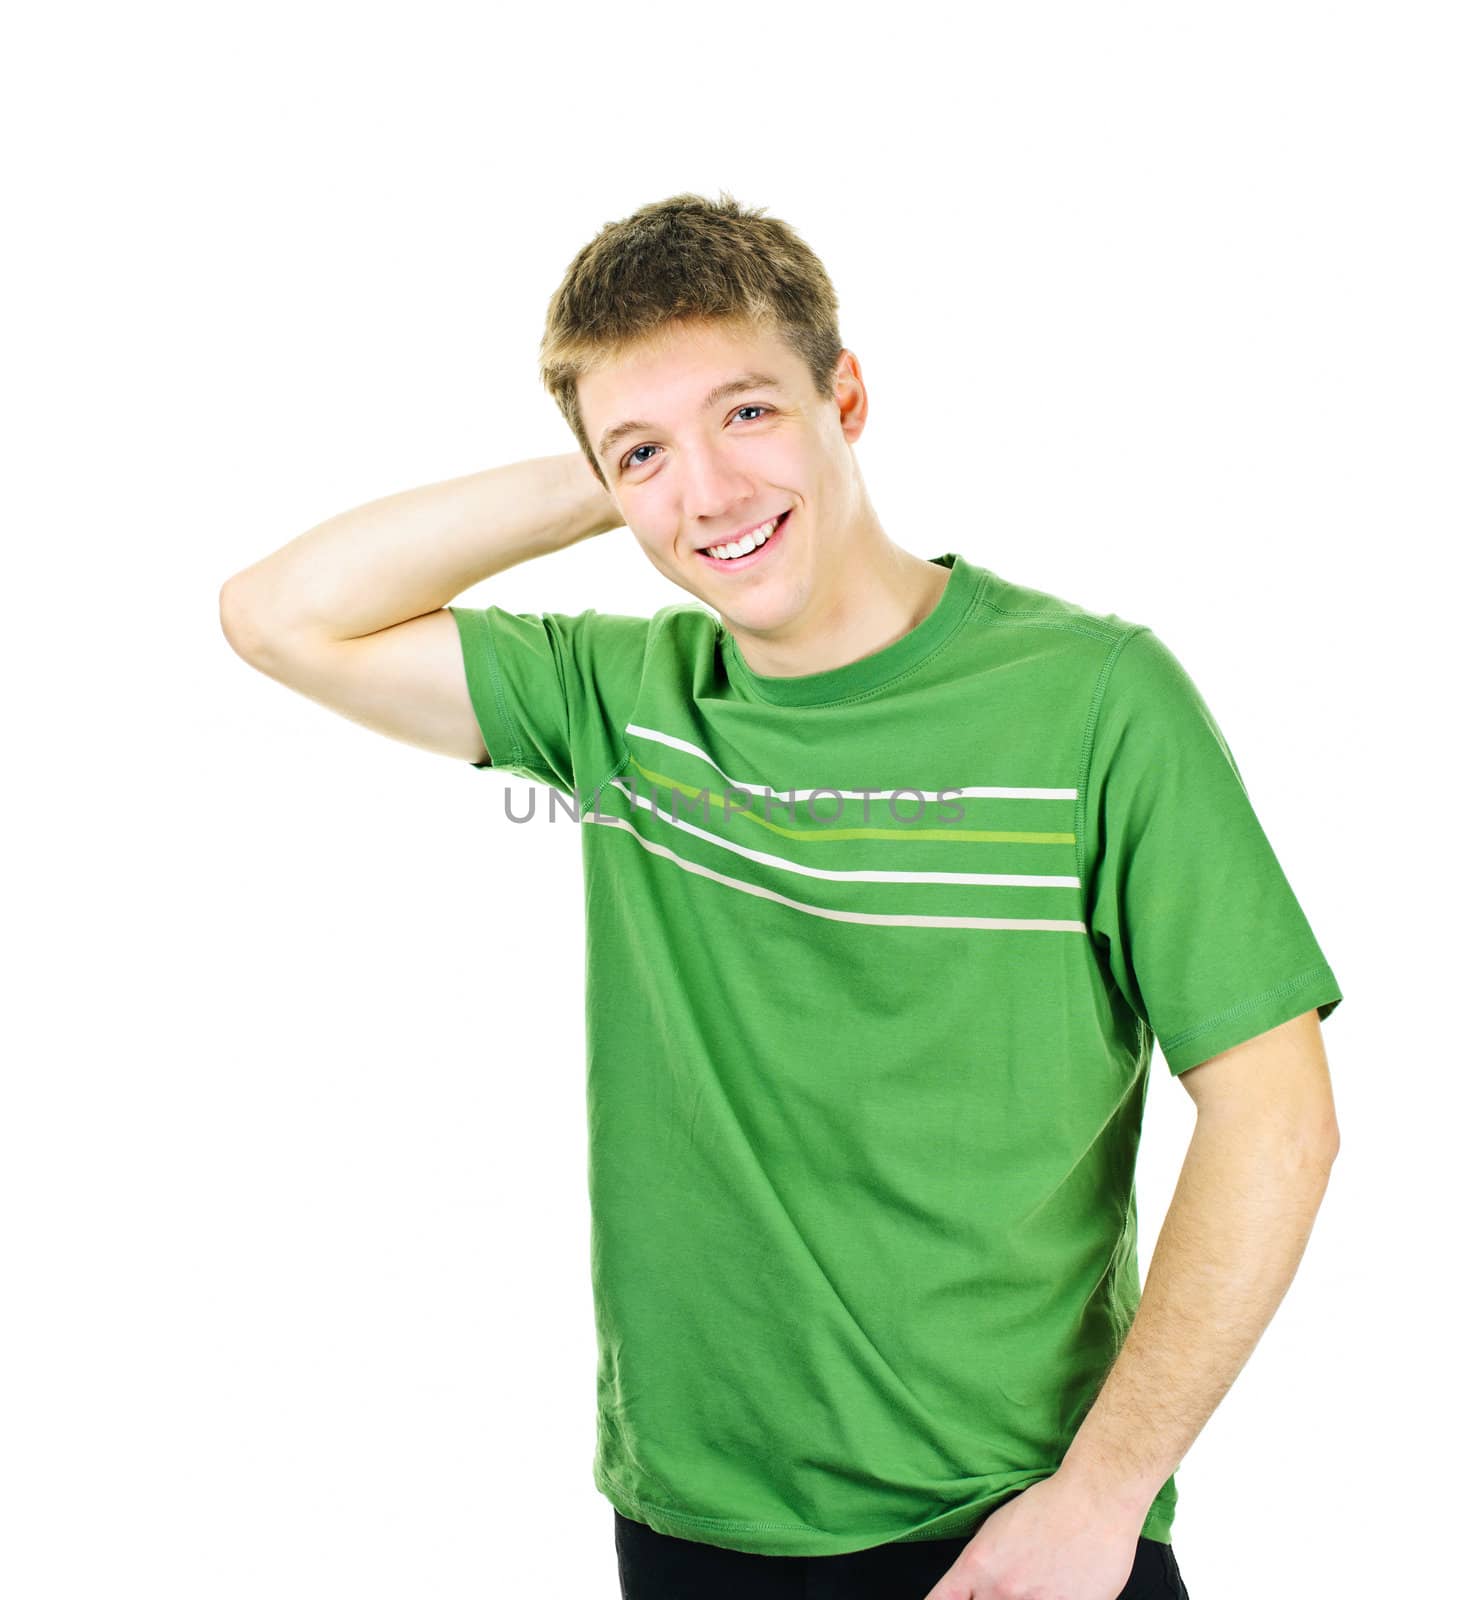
{"left": 975, "top": 563, "right": 1146, "bottom": 646}
{"left": 637, "top": 598, "right": 725, "bottom": 652}
{"left": 966, "top": 566, "right": 1151, "bottom": 678}
{"left": 539, "top": 600, "right": 713, "bottom": 654}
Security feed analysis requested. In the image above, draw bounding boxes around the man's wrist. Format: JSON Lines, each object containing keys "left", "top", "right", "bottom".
{"left": 1052, "top": 1440, "right": 1165, "bottom": 1528}
{"left": 559, "top": 449, "right": 622, "bottom": 541}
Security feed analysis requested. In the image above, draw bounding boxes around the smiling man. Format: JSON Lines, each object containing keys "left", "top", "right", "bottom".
{"left": 577, "top": 314, "right": 953, "bottom": 684}
{"left": 220, "top": 191, "right": 1343, "bottom": 1600}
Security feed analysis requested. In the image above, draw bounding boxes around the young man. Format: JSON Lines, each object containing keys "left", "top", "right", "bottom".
{"left": 220, "top": 192, "right": 1342, "bottom": 1600}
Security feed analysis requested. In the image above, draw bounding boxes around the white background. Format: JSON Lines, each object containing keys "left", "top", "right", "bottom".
{"left": 4, "top": 3, "right": 1456, "bottom": 1595}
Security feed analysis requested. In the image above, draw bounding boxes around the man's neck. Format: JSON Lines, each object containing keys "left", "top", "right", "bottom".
{"left": 727, "top": 544, "right": 953, "bottom": 680}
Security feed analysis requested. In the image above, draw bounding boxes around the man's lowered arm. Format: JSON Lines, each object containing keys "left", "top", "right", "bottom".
{"left": 1056, "top": 1005, "right": 1341, "bottom": 1516}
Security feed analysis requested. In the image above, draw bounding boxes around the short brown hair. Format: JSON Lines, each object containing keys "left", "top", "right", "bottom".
{"left": 539, "top": 190, "right": 845, "bottom": 488}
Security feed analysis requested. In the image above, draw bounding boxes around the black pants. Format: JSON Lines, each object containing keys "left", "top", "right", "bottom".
{"left": 614, "top": 1510, "right": 1191, "bottom": 1599}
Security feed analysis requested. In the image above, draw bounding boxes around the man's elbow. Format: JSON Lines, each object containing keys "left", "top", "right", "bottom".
{"left": 1295, "top": 1111, "right": 1341, "bottom": 1177}
{"left": 219, "top": 573, "right": 282, "bottom": 666}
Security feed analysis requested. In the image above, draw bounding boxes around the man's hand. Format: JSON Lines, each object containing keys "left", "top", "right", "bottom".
{"left": 919, "top": 1471, "right": 1145, "bottom": 1600}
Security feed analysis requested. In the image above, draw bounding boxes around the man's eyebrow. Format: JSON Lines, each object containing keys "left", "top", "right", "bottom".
{"left": 597, "top": 372, "right": 786, "bottom": 462}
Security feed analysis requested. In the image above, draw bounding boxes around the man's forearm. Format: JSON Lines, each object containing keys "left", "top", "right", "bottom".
{"left": 1054, "top": 1110, "right": 1339, "bottom": 1521}
{"left": 224, "top": 450, "right": 619, "bottom": 642}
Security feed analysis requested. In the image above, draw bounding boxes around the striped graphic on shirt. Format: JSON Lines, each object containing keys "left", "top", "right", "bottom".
{"left": 579, "top": 723, "right": 1086, "bottom": 933}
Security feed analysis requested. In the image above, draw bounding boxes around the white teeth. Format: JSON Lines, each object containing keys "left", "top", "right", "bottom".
{"left": 707, "top": 516, "right": 779, "bottom": 561}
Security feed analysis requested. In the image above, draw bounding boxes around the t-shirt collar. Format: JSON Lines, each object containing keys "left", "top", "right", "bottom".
{"left": 720, "top": 552, "right": 985, "bottom": 707}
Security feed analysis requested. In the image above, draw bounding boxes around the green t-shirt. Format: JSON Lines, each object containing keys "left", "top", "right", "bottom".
{"left": 448, "top": 550, "right": 1342, "bottom": 1557}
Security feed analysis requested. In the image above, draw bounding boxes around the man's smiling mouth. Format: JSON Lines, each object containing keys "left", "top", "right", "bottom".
{"left": 696, "top": 509, "right": 791, "bottom": 568}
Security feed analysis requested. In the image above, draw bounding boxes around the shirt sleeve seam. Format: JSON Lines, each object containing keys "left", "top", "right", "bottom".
{"left": 1075, "top": 623, "right": 1153, "bottom": 908}
{"left": 451, "top": 604, "right": 550, "bottom": 783}
{"left": 1162, "top": 962, "right": 1336, "bottom": 1054}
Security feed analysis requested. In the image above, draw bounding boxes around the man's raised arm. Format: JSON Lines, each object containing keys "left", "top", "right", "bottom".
{"left": 217, "top": 451, "right": 619, "bottom": 763}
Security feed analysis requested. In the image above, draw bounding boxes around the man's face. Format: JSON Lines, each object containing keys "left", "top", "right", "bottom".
{"left": 579, "top": 317, "right": 868, "bottom": 641}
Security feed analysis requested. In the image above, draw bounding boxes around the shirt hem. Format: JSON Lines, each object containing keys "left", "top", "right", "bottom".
{"left": 594, "top": 1461, "right": 1175, "bottom": 1555}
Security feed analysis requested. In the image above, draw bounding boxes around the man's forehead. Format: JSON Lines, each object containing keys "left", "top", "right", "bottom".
{"left": 584, "top": 325, "right": 797, "bottom": 458}
{"left": 587, "top": 319, "right": 782, "bottom": 395}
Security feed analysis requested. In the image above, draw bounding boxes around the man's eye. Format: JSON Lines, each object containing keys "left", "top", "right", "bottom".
{"left": 620, "top": 407, "right": 772, "bottom": 472}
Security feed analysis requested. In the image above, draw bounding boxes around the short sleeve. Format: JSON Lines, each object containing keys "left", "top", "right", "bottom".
{"left": 1079, "top": 626, "right": 1343, "bottom": 1075}
{"left": 447, "top": 604, "right": 651, "bottom": 800}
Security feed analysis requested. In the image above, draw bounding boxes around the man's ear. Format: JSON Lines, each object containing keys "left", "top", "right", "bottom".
{"left": 834, "top": 348, "right": 870, "bottom": 445}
